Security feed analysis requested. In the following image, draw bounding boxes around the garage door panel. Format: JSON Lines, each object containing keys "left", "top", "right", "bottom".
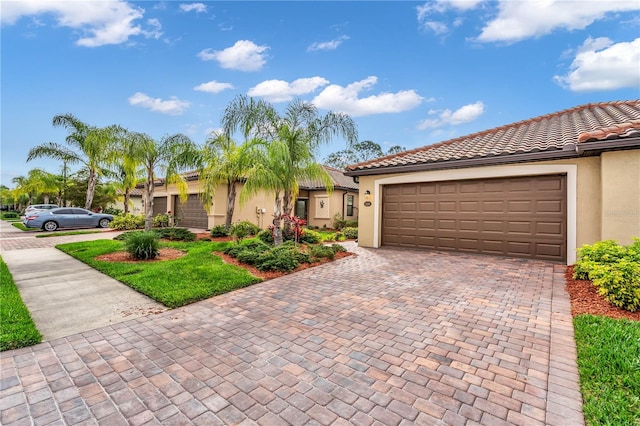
{"left": 174, "top": 194, "right": 208, "bottom": 229}
{"left": 382, "top": 175, "right": 566, "bottom": 261}
{"left": 153, "top": 197, "right": 167, "bottom": 216}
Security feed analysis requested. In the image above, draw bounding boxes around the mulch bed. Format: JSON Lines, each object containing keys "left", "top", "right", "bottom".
{"left": 565, "top": 265, "right": 639, "bottom": 321}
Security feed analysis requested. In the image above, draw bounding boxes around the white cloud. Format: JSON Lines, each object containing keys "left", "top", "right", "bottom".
{"left": 417, "top": 101, "right": 485, "bottom": 129}
{"left": 0, "top": 0, "right": 159, "bottom": 47}
{"left": 477, "top": 1, "right": 640, "bottom": 43}
{"left": 416, "top": 0, "right": 640, "bottom": 43}
{"left": 248, "top": 77, "right": 330, "bottom": 102}
{"left": 307, "top": 35, "right": 350, "bottom": 51}
{"left": 194, "top": 81, "right": 234, "bottom": 94}
{"left": 179, "top": 3, "right": 207, "bottom": 13}
{"left": 554, "top": 37, "right": 640, "bottom": 91}
{"left": 312, "top": 76, "right": 424, "bottom": 117}
{"left": 197, "top": 40, "right": 268, "bottom": 71}
{"left": 128, "top": 92, "right": 189, "bottom": 115}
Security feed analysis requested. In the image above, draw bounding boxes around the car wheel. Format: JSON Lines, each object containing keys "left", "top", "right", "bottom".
{"left": 43, "top": 221, "right": 58, "bottom": 232}
{"left": 98, "top": 218, "right": 111, "bottom": 228}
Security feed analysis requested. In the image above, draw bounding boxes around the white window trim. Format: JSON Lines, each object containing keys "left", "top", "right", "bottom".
{"left": 372, "top": 164, "right": 577, "bottom": 264}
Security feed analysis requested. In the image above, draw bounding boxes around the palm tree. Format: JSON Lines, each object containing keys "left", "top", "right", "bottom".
{"left": 222, "top": 95, "right": 358, "bottom": 245}
{"left": 11, "top": 169, "right": 59, "bottom": 206}
{"left": 26, "top": 113, "right": 122, "bottom": 210}
{"left": 199, "top": 132, "right": 253, "bottom": 229}
{"left": 122, "top": 131, "right": 200, "bottom": 231}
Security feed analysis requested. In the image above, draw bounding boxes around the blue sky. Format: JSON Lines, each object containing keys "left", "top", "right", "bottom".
{"left": 2, "top": 0, "right": 639, "bottom": 186}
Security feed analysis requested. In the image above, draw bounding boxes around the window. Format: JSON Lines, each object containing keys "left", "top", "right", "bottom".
{"left": 347, "top": 195, "right": 354, "bottom": 216}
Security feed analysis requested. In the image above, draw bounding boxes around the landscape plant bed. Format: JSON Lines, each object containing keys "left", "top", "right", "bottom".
{"left": 565, "top": 266, "right": 639, "bottom": 321}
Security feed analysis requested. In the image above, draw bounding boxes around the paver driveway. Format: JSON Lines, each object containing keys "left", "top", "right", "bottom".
{"left": 0, "top": 244, "right": 584, "bottom": 425}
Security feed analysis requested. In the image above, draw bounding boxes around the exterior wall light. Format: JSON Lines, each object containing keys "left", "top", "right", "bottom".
{"left": 364, "top": 190, "right": 371, "bottom": 201}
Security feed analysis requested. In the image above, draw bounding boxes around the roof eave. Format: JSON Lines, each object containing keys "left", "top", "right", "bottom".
{"left": 345, "top": 139, "right": 640, "bottom": 177}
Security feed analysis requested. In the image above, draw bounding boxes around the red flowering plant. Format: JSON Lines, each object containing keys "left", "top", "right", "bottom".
{"left": 283, "top": 214, "right": 306, "bottom": 244}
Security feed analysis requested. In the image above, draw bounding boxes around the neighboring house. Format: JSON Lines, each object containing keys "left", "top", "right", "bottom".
{"left": 345, "top": 100, "right": 640, "bottom": 265}
{"left": 150, "top": 166, "right": 358, "bottom": 230}
{"left": 107, "top": 187, "right": 144, "bottom": 214}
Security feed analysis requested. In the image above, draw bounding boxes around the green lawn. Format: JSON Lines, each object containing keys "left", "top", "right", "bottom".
{"left": 11, "top": 222, "right": 32, "bottom": 231}
{"left": 574, "top": 314, "right": 640, "bottom": 426}
{"left": 36, "top": 230, "right": 103, "bottom": 238}
{"left": 56, "top": 239, "right": 262, "bottom": 308}
{"left": 0, "top": 258, "right": 42, "bottom": 351}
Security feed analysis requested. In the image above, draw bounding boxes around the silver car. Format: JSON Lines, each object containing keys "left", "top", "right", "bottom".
{"left": 23, "top": 208, "right": 113, "bottom": 231}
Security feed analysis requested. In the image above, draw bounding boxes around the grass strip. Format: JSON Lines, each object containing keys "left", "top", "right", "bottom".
{"left": 0, "top": 257, "right": 42, "bottom": 351}
{"left": 574, "top": 314, "right": 640, "bottom": 426}
{"left": 36, "top": 230, "right": 102, "bottom": 238}
{"left": 57, "top": 240, "right": 262, "bottom": 308}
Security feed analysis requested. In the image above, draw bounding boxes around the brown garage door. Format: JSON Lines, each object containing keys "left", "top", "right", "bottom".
{"left": 152, "top": 197, "right": 167, "bottom": 216}
{"left": 173, "top": 194, "right": 208, "bottom": 229}
{"left": 382, "top": 175, "right": 567, "bottom": 261}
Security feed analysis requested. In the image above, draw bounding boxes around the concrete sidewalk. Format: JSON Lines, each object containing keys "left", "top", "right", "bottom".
{"left": 1, "top": 248, "right": 166, "bottom": 341}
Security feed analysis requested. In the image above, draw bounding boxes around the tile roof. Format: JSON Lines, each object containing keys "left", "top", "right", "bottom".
{"left": 346, "top": 100, "right": 640, "bottom": 173}
{"left": 298, "top": 166, "right": 358, "bottom": 191}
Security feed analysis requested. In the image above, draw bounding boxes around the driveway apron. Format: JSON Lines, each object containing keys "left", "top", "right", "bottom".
{"left": 0, "top": 228, "right": 584, "bottom": 425}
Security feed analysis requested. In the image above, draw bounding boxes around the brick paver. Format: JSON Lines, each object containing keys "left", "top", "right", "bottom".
{"left": 0, "top": 223, "right": 584, "bottom": 425}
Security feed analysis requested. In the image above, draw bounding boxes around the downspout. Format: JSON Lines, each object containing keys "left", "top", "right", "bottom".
{"left": 342, "top": 191, "right": 348, "bottom": 219}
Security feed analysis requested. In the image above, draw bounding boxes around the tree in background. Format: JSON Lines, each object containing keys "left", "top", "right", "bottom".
{"left": 64, "top": 168, "right": 118, "bottom": 211}
{"left": 11, "top": 169, "right": 59, "bottom": 207}
{"left": 323, "top": 140, "right": 406, "bottom": 169}
{"left": 121, "top": 132, "right": 200, "bottom": 231}
{"left": 26, "top": 114, "right": 122, "bottom": 210}
{"left": 222, "top": 95, "right": 358, "bottom": 245}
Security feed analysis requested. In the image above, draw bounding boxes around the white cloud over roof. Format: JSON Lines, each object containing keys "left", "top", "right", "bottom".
{"left": 0, "top": 0, "right": 160, "bottom": 47}
{"left": 248, "top": 77, "right": 330, "bottom": 102}
{"left": 553, "top": 37, "right": 640, "bottom": 91}
{"left": 128, "top": 92, "right": 190, "bottom": 115}
{"left": 197, "top": 40, "right": 269, "bottom": 71}
{"left": 417, "top": 101, "right": 485, "bottom": 129}
{"left": 312, "top": 76, "right": 424, "bottom": 117}
{"left": 194, "top": 81, "right": 234, "bottom": 94}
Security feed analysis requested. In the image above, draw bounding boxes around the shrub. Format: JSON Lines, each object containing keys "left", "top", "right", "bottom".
{"left": 342, "top": 227, "right": 358, "bottom": 239}
{"left": 230, "top": 221, "right": 260, "bottom": 242}
{"left": 103, "top": 207, "right": 122, "bottom": 216}
{"left": 125, "top": 231, "right": 160, "bottom": 260}
{"left": 255, "top": 243, "right": 310, "bottom": 272}
{"left": 153, "top": 213, "right": 171, "bottom": 228}
{"left": 210, "top": 224, "right": 230, "bottom": 238}
{"left": 113, "top": 230, "right": 145, "bottom": 241}
{"left": 331, "top": 243, "right": 347, "bottom": 253}
{"left": 153, "top": 227, "right": 196, "bottom": 241}
{"left": 345, "top": 220, "right": 358, "bottom": 228}
{"left": 332, "top": 213, "right": 346, "bottom": 230}
{"left": 309, "top": 245, "right": 336, "bottom": 261}
{"left": 257, "top": 229, "right": 274, "bottom": 244}
{"left": 574, "top": 238, "right": 640, "bottom": 312}
{"left": 111, "top": 214, "right": 145, "bottom": 230}
{"left": 300, "top": 229, "right": 322, "bottom": 244}
{"left": 1, "top": 212, "right": 19, "bottom": 219}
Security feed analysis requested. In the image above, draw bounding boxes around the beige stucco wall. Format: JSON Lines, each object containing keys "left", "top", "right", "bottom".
{"left": 107, "top": 196, "right": 143, "bottom": 215}
{"left": 354, "top": 152, "right": 640, "bottom": 264}
{"left": 600, "top": 150, "right": 640, "bottom": 245}
{"left": 152, "top": 181, "right": 273, "bottom": 229}
{"left": 305, "top": 190, "right": 358, "bottom": 229}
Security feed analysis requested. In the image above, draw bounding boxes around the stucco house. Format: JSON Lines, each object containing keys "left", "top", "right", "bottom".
{"left": 345, "top": 100, "right": 640, "bottom": 265}
{"left": 150, "top": 165, "right": 358, "bottom": 230}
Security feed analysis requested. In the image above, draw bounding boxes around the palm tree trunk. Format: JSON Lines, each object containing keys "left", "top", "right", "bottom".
{"left": 282, "top": 190, "right": 294, "bottom": 236}
{"left": 123, "top": 189, "right": 131, "bottom": 214}
{"left": 144, "top": 169, "right": 154, "bottom": 231}
{"left": 273, "top": 192, "right": 283, "bottom": 246}
{"left": 85, "top": 169, "right": 97, "bottom": 210}
{"left": 225, "top": 181, "right": 237, "bottom": 229}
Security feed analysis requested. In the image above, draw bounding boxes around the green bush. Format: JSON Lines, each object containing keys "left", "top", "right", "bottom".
{"left": 574, "top": 238, "right": 640, "bottom": 312}
{"left": 332, "top": 213, "right": 346, "bottom": 230}
{"left": 230, "top": 221, "right": 260, "bottom": 242}
{"left": 113, "top": 230, "right": 144, "bottom": 241}
{"left": 342, "top": 227, "right": 358, "bottom": 239}
{"left": 331, "top": 243, "right": 347, "bottom": 253}
{"left": 125, "top": 231, "right": 160, "bottom": 260}
{"left": 103, "top": 207, "right": 122, "bottom": 216}
{"left": 257, "top": 229, "right": 274, "bottom": 244}
{"left": 345, "top": 220, "right": 358, "bottom": 228}
{"left": 300, "top": 229, "right": 322, "bottom": 244}
{"left": 255, "top": 243, "right": 310, "bottom": 272}
{"left": 210, "top": 224, "right": 230, "bottom": 238}
{"left": 1, "top": 212, "right": 19, "bottom": 219}
{"left": 309, "top": 245, "right": 336, "bottom": 261}
{"left": 153, "top": 227, "right": 196, "bottom": 241}
{"left": 153, "top": 213, "right": 171, "bottom": 228}
{"left": 111, "top": 214, "right": 145, "bottom": 230}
